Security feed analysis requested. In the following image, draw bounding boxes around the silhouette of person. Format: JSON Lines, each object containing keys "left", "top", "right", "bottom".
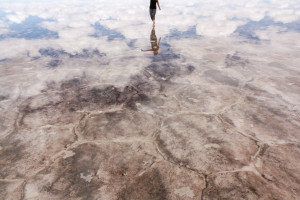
{"left": 149, "top": 0, "right": 161, "bottom": 26}
{"left": 141, "top": 26, "right": 161, "bottom": 56}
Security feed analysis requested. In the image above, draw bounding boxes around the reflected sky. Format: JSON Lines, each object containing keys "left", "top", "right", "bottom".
{"left": 0, "top": 0, "right": 300, "bottom": 99}
{"left": 0, "top": 15, "right": 58, "bottom": 39}
{"left": 0, "top": 0, "right": 299, "bottom": 43}
{"left": 0, "top": 0, "right": 299, "bottom": 51}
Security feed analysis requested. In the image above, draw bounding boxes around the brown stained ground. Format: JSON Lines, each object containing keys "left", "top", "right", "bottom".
{"left": 0, "top": 42, "right": 300, "bottom": 200}
{"left": 157, "top": 113, "right": 258, "bottom": 174}
{"left": 0, "top": 179, "right": 25, "bottom": 200}
{"left": 202, "top": 144, "right": 300, "bottom": 199}
{"left": 204, "top": 171, "right": 287, "bottom": 200}
{"left": 77, "top": 110, "right": 160, "bottom": 140}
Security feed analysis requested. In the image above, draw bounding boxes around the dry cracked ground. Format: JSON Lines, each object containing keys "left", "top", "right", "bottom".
{"left": 1, "top": 39, "right": 300, "bottom": 200}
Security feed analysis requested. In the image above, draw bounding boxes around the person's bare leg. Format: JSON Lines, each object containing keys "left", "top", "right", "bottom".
{"left": 153, "top": 20, "right": 155, "bottom": 26}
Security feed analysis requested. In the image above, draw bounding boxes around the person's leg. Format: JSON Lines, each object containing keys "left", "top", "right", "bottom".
{"left": 149, "top": 9, "right": 152, "bottom": 21}
{"left": 149, "top": 9, "right": 156, "bottom": 25}
{"left": 153, "top": 9, "right": 156, "bottom": 25}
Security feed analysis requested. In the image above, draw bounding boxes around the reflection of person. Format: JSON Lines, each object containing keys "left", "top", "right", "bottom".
{"left": 141, "top": 26, "right": 161, "bottom": 56}
{"left": 149, "top": 0, "right": 161, "bottom": 26}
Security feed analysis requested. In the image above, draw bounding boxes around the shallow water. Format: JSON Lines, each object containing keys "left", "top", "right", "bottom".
{"left": 0, "top": 0, "right": 300, "bottom": 199}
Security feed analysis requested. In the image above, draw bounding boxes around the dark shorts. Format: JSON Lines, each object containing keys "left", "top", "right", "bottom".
{"left": 149, "top": 9, "right": 156, "bottom": 20}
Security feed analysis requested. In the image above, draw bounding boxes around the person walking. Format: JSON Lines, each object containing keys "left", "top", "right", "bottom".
{"left": 149, "top": 0, "right": 161, "bottom": 26}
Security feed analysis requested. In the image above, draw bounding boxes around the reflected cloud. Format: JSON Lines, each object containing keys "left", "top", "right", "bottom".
{"left": 0, "top": 15, "right": 58, "bottom": 40}
{"left": 91, "top": 22, "right": 125, "bottom": 40}
{"left": 0, "top": 0, "right": 299, "bottom": 60}
{"left": 6, "top": 13, "right": 28, "bottom": 24}
{"left": 39, "top": 48, "right": 105, "bottom": 59}
{"left": 0, "top": 0, "right": 299, "bottom": 43}
{"left": 165, "top": 26, "right": 198, "bottom": 40}
{"left": 235, "top": 16, "right": 300, "bottom": 40}
{"left": 196, "top": 19, "right": 245, "bottom": 37}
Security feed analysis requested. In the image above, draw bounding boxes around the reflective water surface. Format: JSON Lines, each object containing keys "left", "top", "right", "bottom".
{"left": 0, "top": 0, "right": 300, "bottom": 199}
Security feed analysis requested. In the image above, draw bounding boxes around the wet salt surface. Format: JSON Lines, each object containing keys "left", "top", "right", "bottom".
{"left": 0, "top": 0, "right": 300, "bottom": 199}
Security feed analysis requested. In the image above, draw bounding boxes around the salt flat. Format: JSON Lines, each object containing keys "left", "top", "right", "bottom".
{"left": 0, "top": 0, "right": 300, "bottom": 199}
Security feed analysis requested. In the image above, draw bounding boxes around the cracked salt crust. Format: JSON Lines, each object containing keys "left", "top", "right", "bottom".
{"left": 204, "top": 143, "right": 220, "bottom": 149}
{"left": 97, "top": 169, "right": 110, "bottom": 182}
{"left": 24, "top": 184, "right": 40, "bottom": 199}
{"left": 63, "top": 150, "right": 75, "bottom": 159}
{"left": 174, "top": 187, "right": 195, "bottom": 198}
{"left": 0, "top": 2, "right": 299, "bottom": 199}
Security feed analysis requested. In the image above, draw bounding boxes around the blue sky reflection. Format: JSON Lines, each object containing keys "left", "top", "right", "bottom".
{"left": 0, "top": 16, "right": 58, "bottom": 40}
{"left": 0, "top": 0, "right": 299, "bottom": 59}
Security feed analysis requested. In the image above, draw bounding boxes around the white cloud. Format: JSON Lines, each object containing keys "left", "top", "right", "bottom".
{"left": 58, "top": 27, "right": 95, "bottom": 40}
{"left": 0, "top": 20, "right": 7, "bottom": 27}
{"left": 268, "top": 9, "right": 300, "bottom": 23}
{"left": 0, "top": 29, "right": 9, "bottom": 34}
{"left": 6, "top": 13, "right": 28, "bottom": 23}
{"left": 0, "top": 20, "right": 9, "bottom": 34}
{"left": 196, "top": 19, "right": 245, "bottom": 37}
{"left": 255, "top": 26, "right": 300, "bottom": 48}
